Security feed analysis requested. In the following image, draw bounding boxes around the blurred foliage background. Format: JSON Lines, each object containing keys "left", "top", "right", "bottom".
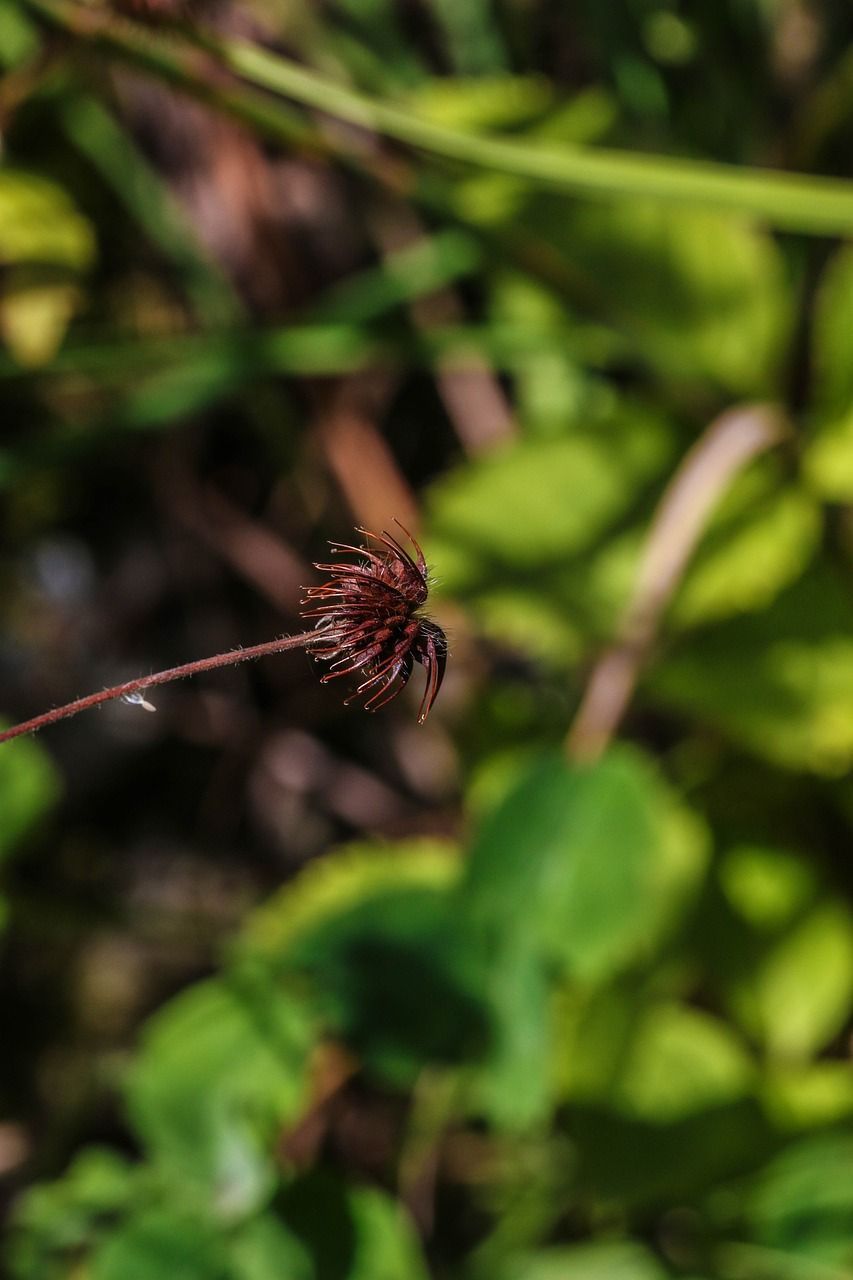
{"left": 3, "top": 0, "right": 853, "bottom": 1276}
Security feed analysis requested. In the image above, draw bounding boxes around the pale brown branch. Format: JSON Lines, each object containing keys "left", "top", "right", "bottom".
{"left": 566, "top": 404, "right": 790, "bottom": 763}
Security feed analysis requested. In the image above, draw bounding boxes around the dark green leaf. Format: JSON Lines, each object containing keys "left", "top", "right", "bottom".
{"left": 280, "top": 1173, "right": 429, "bottom": 1280}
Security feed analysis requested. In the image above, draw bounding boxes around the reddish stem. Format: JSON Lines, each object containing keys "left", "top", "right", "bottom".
{"left": 0, "top": 630, "right": 320, "bottom": 746}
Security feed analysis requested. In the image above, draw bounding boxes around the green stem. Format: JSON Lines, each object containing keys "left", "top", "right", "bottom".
{"left": 23, "top": 0, "right": 853, "bottom": 235}
{"left": 215, "top": 39, "right": 853, "bottom": 233}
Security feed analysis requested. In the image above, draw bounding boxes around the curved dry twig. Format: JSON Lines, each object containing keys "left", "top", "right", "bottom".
{"left": 566, "top": 404, "right": 791, "bottom": 763}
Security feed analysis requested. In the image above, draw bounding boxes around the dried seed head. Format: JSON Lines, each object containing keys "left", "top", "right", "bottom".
{"left": 301, "top": 522, "right": 447, "bottom": 723}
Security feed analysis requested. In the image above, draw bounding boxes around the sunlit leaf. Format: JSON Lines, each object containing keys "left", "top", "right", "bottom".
{"left": 1, "top": 281, "right": 83, "bottom": 368}
{"left": 409, "top": 76, "right": 552, "bottom": 131}
{"left": 0, "top": 172, "right": 95, "bottom": 271}
{"left": 519, "top": 198, "right": 790, "bottom": 393}
{"left": 764, "top": 1063, "right": 853, "bottom": 1130}
{"left": 490, "top": 1241, "right": 668, "bottom": 1280}
{"left": 243, "top": 839, "right": 460, "bottom": 961}
{"left": 671, "top": 468, "right": 821, "bottom": 628}
{"left": 612, "top": 1003, "right": 755, "bottom": 1122}
{"left": 427, "top": 408, "right": 672, "bottom": 588}
{"left": 730, "top": 902, "right": 853, "bottom": 1061}
{"left": 803, "top": 409, "right": 853, "bottom": 502}
{"left": 651, "top": 570, "right": 853, "bottom": 774}
{"left": 719, "top": 845, "right": 817, "bottom": 931}
{"left": 451, "top": 90, "right": 619, "bottom": 224}
{"left": 0, "top": 171, "right": 95, "bottom": 366}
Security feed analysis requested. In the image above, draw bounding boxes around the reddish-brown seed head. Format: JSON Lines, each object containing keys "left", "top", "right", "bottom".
{"left": 301, "top": 522, "right": 447, "bottom": 723}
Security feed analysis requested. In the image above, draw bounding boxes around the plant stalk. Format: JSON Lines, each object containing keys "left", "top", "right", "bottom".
{"left": 0, "top": 630, "right": 319, "bottom": 745}
{"left": 21, "top": 0, "right": 853, "bottom": 236}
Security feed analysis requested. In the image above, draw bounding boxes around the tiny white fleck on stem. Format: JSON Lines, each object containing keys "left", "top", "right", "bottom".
{"left": 122, "top": 691, "right": 157, "bottom": 713}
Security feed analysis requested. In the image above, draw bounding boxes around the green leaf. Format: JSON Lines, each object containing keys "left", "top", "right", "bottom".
{"left": 409, "top": 76, "right": 550, "bottom": 131}
{"left": 555, "top": 983, "right": 638, "bottom": 1106}
{"left": 484, "top": 272, "right": 614, "bottom": 439}
{"left": 469, "top": 942, "right": 552, "bottom": 1130}
{"left": 730, "top": 902, "right": 853, "bottom": 1061}
{"left": 312, "top": 229, "right": 481, "bottom": 324}
{"left": 7, "top": 1149, "right": 138, "bottom": 1280}
{"left": 344, "top": 1186, "right": 430, "bottom": 1280}
{"left": 746, "top": 1133, "right": 853, "bottom": 1268}
{"left": 0, "top": 171, "right": 95, "bottom": 366}
{"left": 719, "top": 845, "right": 817, "bottom": 932}
{"left": 1, "top": 280, "right": 84, "bottom": 368}
{"left": 92, "top": 1208, "right": 226, "bottom": 1280}
{"left": 803, "top": 409, "right": 853, "bottom": 502}
{"left": 227, "top": 1213, "right": 312, "bottom": 1280}
{"left": 567, "top": 1096, "right": 774, "bottom": 1208}
{"left": 126, "top": 971, "right": 313, "bottom": 1216}
{"left": 671, "top": 469, "right": 821, "bottom": 628}
{"left": 462, "top": 747, "right": 708, "bottom": 983}
{"left": 651, "top": 569, "right": 853, "bottom": 775}
{"left": 491, "top": 1241, "right": 668, "bottom": 1280}
{"left": 280, "top": 1173, "right": 429, "bottom": 1280}
{"left": 557, "top": 989, "right": 756, "bottom": 1126}
{"left": 611, "top": 1003, "right": 755, "bottom": 1122}
{"left": 459, "top": 749, "right": 707, "bottom": 1128}
{"left": 458, "top": 586, "right": 588, "bottom": 667}
{"left": 278, "top": 884, "right": 489, "bottom": 1085}
{"left": 242, "top": 842, "right": 485, "bottom": 1087}
{"left": 0, "top": 171, "right": 95, "bottom": 270}
{"left": 522, "top": 199, "right": 790, "bottom": 393}
{"left": 243, "top": 839, "right": 460, "bottom": 962}
{"left": 0, "top": 731, "right": 61, "bottom": 863}
{"left": 427, "top": 0, "right": 508, "bottom": 74}
{"left": 453, "top": 90, "right": 619, "bottom": 226}
{"left": 0, "top": 0, "right": 40, "bottom": 68}
{"left": 427, "top": 408, "right": 672, "bottom": 588}
{"left": 764, "top": 1063, "right": 853, "bottom": 1130}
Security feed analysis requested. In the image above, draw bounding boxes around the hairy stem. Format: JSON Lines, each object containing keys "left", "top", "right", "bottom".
{"left": 0, "top": 630, "right": 320, "bottom": 745}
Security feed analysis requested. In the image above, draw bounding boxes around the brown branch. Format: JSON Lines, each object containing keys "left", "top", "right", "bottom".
{"left": 0, "top": 631, "right": 319, "bottom": 745}
{"left": 566, "top": 404, "right": 791, "bottom": 763}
